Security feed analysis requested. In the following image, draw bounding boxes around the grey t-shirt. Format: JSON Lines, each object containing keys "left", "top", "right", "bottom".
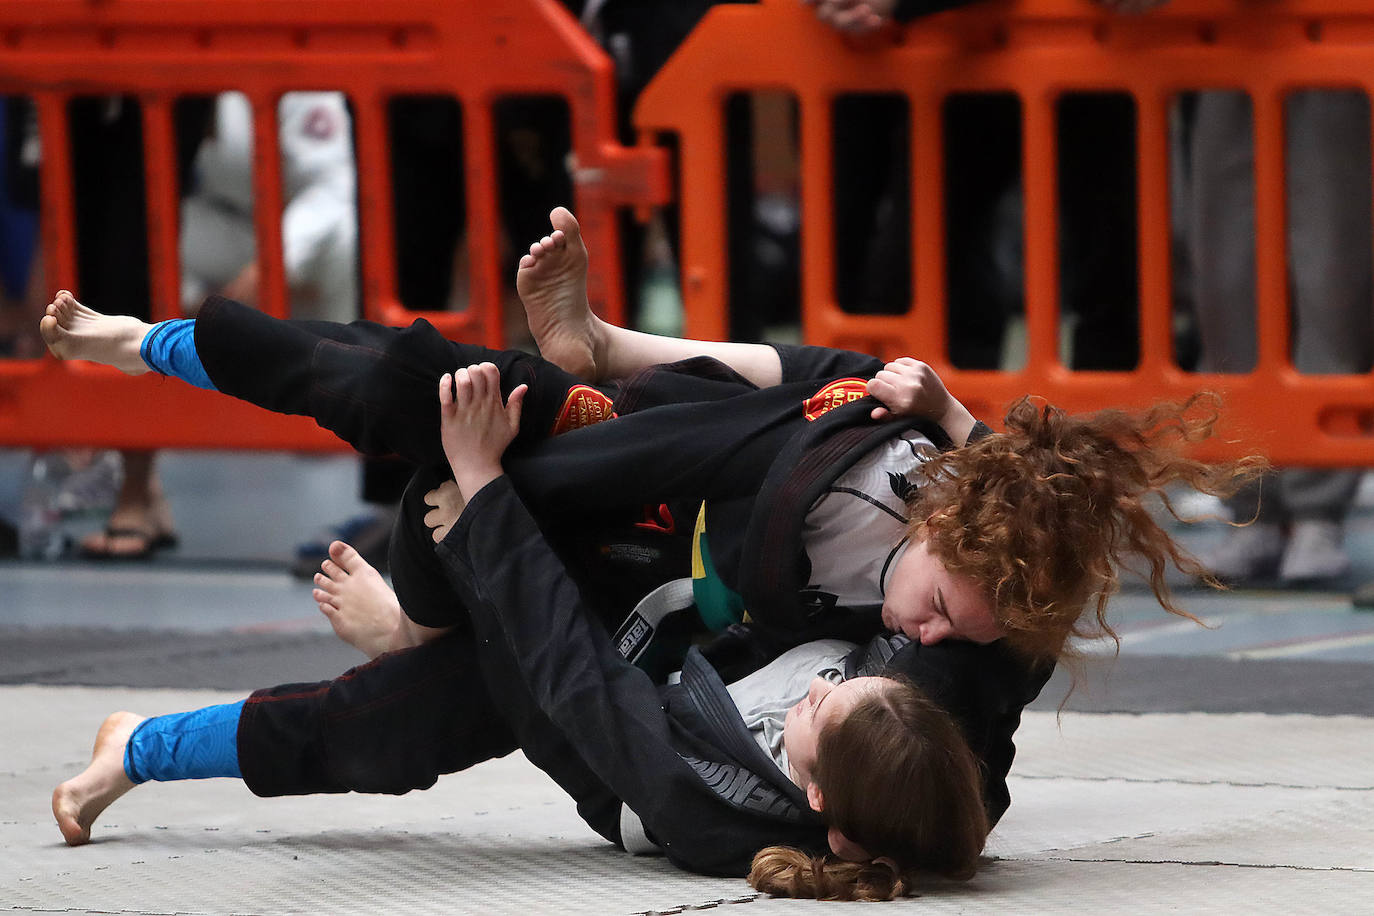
{"left": 724, "top": 639, "right": 857, "bottom": 777}
{"left": 800, "top": 429, "right": 935, "bottom": 611}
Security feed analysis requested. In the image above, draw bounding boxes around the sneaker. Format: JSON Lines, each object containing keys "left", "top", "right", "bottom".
{"left": 291, "top": 509, "right": 395, "bottom": 580}
{"left": 1196, "top": 522, "right": 1284, "bottom": 584}
{"left": 1352, "top": 579, "right": 1374, "bottom": 609}
{"left": 1279, "top": 520, "right": 1350, "bottom": 584}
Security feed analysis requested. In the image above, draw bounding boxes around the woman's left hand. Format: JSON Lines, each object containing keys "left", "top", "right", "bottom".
{"left": 438, "top": 363, "right": 527, "bottom": 499}
{"left": 423, "top": 479, "right": 468, "bottom": 544}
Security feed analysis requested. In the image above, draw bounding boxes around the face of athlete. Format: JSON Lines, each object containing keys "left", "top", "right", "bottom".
{"left": 784, "top": 675, "right": 888, "bottom": 791}
{"left": 881, "top": 535, "right": 1003, "bottom": 646}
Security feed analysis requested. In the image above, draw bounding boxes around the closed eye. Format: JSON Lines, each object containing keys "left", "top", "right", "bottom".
{"left": 935, "top": 587, "right": 951, "bottom": 622}
{"left": 813, "top": 689, "right": 834, "bottom": 721}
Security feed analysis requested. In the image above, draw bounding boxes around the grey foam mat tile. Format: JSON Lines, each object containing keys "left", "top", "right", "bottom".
{"left": 6, "top": 691, "right": 1374, "bottom": 914}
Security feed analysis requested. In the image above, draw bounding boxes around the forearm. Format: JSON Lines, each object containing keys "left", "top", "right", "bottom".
{"left": 939, "top": 399, "right": 978, "bottom": 446}
{"left": 596, "top": 319, "right": 782, "bottom": 388}
{"left": 452, "top": 463, "right": 504, "bottom": 506}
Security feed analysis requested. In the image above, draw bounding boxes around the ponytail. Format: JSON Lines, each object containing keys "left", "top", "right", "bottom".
{"left": 749, "top": 847, "right": 910, "bottom": 901}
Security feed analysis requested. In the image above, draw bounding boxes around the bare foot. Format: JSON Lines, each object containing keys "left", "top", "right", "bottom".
{"left": 52, "top": 711, "right": 144, "bottom": 846}
{"left": 39, "top": 290, "right": 152, "bottom": 375}
{"left": 516, "top": 207, "right": 607, "bottom": 381}
{"left": 313, "top": 540, "right": 408, "bottom": 658}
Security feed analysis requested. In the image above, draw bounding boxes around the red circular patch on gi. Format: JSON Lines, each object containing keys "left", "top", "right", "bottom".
{"left": 802, "top": 378, "right": 869, "bottom": 421}
{"left": 551, "top": 385, "right": 617, "bottom": 435}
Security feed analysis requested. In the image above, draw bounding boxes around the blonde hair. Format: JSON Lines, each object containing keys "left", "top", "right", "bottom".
{"left": 748, "top": 677, "right": 987, "bottom": 900}
{"left": 912, "top": 394, "right": 1265, "bottom": 661}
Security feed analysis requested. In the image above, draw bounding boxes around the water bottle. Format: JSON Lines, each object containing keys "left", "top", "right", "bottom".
{"left": 18, "top": 454, "right": 70, "bottom": 560}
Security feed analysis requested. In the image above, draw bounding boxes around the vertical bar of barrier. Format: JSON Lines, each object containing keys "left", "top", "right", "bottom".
{"left": 568, "top": 89, "right": 627, "bottom": 329}
{"left": 33, "top": 92, "right": 77, "bottom": 300}
{"left": 678, "top": 96, "right": 729, "bottom": 342}
{"left": 909, "top": 91, "right": 947, "bottom": 366}
{"left": 799, "top": 89, "right": 834, "bottom": 345}
{"left": 1021, "top": 87, "right": 1060, "bottom": 373}
{"left": 1136, "top": 89, "right": 1173, "bottom": 375}
{"left": 351, "top": 90, "right": 397, "bottom": 322}
{"left": 250, "top": 91, "right": 288, "bottom": 320}
{"left": 462, "top": 98, "right": 504, "bottom": 346}
{"left": 1251, "top": 86, "right": 1290, "bottom": 376}
{"left": 140, "top": 96, "right": 181, "bottom": 323}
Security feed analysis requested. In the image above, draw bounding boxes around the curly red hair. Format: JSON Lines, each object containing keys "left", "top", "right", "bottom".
{"left": 909, "top": 394, "right": 1265, "bottom": 661}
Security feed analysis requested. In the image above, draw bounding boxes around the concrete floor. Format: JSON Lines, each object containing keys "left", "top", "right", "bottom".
{"left": 2, "top": 450, "right": 1374, "bottom": 912}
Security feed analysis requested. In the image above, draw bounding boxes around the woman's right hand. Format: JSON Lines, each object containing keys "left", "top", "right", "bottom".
{"left": 866, "top": 358, "right": 977, "bottom": 444}
{"left": 802, "top": 0, "right": 895, "bottom": 35}
{"left": 866, "top": 358, "right": 954, "bottom": 420}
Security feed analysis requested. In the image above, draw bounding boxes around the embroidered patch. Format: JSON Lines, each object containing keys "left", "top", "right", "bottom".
{"left": 802, "top": 378, "right": 868, "bottom": 421}
{"left": 551, "top": 385, "right": 617, "bottom": 435}
{"left": 634, "top": 503, "right": 676, "bottom": 535}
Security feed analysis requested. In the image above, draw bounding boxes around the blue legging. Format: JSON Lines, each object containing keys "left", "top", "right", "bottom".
{"left": 139, "top": 319, "right": 215, "bottom": 391}
{"left": 124, "top": 700, "right": 244, "bottom": 783}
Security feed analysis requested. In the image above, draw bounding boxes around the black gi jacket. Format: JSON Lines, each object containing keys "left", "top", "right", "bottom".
{"left": 438, "top": 474, "right": 831, "bottom": 876}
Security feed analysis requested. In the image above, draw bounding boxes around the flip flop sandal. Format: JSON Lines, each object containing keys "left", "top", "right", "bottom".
{"left": 79, "top": 526, "right": 175, "bottom": 561}
{"left": 149, "top": 531, "right": 180, "bottom": 550}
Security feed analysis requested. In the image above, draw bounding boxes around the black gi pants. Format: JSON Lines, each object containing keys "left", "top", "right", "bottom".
{"left": 191, "top": 297, "right": 717, "bottom": 807}
{"left": 240, "top": 618, "right": 626, "bottom": 847}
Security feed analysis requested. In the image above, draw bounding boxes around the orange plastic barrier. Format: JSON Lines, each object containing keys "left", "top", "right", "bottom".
{"left": 636, "top": 0, "right": 1374, "bottom": 465}
{"left": 0, "top": 0, "right": 668, "bottom": 450}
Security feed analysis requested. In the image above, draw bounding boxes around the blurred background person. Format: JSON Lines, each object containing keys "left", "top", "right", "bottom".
{"left": 1185, "top": 90, "right": 1372, "bottom": 586}
{"left": 179, "top": 92, "right": 357, "bottom": 322}
{"left": 6, "top": 96, "right": 212, "bottom": 559}
{"left": 72, "top": 91, "right": 357, "bottom": 559}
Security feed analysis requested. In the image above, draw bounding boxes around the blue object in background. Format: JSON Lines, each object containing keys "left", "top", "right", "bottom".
{"left": 0, "top": 99, "right": 39, "bottom": 299}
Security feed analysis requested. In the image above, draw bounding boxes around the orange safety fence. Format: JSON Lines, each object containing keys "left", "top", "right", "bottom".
{"left": 0, "top": 0, "right": 669, "bottom": 451}
{"left": 636, "top": 0, "right": 1374, "bottom": 466}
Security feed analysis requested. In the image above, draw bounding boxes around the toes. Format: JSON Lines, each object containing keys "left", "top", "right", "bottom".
{"left": 549, "top": 206, "right": 579, "bottom": 237}
{"left": 313, "top": 573, "right": 340, "bottom": 596}
{"left": 320, "top": 558, "right": 343, "bottom": 580}
{"left": 519, "top": 254, "right": 536, "bottom": 269}
{"left": 330, "top": 539, "right": 365, "bottom": 573}
{"left": 528, "top": 241, "right": 542, "bottom": 258}
{"left": 550, "top": 229, "right": 566, "bottom": 249}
